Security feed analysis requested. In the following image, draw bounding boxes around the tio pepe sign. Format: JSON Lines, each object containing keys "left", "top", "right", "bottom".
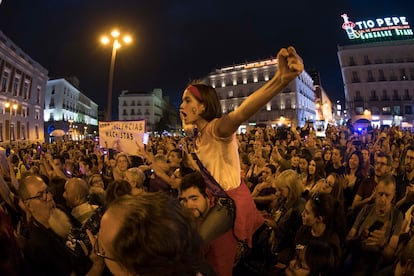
{"left": 341, "top": 13, "right": 413, "bottom": 41}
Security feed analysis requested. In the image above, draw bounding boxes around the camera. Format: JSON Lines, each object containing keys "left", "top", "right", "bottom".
{"left": 65, "top": 207, "right": 104, "bottom": 254}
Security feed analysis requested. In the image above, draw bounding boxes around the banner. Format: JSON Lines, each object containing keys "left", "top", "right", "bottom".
{"left": 99, "top": 120, "right": 146, "bottom": 155}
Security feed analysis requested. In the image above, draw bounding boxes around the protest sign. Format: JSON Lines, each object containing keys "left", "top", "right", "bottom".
{"left": 99, "top": 120, "right": 145, "bottom": 155}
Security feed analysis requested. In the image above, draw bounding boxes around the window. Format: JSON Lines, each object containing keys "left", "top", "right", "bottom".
{"left": 364, "top": 55, "right": 371, "bottom": 65}
{"left": 400, "top": 68, "right": 407, "bottom": 80}
{"left": 355, "top": 106, "right": 363, "bottom": 115}
{"left": 352, "top": 71, "right": 360, "bottom": 83}
{"left": 382, "top": 106, "right": 391, "bottom": 114}
{"left": 23, "top": 81, "right": 30, "bottom": 99}
{"left": 36, "top": 86, "right": 41, "bottom": 104}
{"left": 1, "top": 71, "right": 9, "bottom": 92}
{"left": 367, "top": 70, "right": 375, "bottom": 82}
{"left": 21, "top": 125, "right": 25, "bottom": 140}
{"left": 12, "top": 76, "right": 20, "bottom": 96}
{"left": 10, "top": 123, "right": 15, "bottom": 141}
{"left": 228, "top": 90, "right": 233, "bottom": 98}
{"left": 381, "top": 90, "right": 389, "bottom": 101}
{"left": 348, "top": 56, "right": 356, "bottom": 66}
{"left": 405, "top": 105, "right": 413, "bottom": 115}
{"left": 393, "top": 106, "right": 400, "bottom": 115}
{"left": 378, "top": 69, "right": 386, "bottom": 81}
{"left": 393, "top": 90, "right": 400, "bottom": 101}
{"left": 370, "top": 90, "right": 378, "bottom": 101}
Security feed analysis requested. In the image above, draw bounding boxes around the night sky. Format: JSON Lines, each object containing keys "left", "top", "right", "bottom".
{"left": 1, "top": 0, "right": 413, "bottom": 115}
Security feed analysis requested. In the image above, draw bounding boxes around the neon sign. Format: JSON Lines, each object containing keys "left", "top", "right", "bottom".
{"left": 341, "top": 13, "right": 413, "bottom": 40}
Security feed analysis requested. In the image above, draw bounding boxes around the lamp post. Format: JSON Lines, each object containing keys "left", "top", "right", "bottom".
{"left": 101, "top": 29, "right": 132, "bottom": 121}
{"left": 5, "top": 102, "right": 18, "bottom": 142}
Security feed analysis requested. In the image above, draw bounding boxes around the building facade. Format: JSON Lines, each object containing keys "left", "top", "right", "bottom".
{"left": 338, "top": 40, "right": 414, "bottom": 129}
{"left": 118, "top": 88, "right": 179, "bottom": 133}
{"left": 0, "top": 31, "right": 48, "bottom": 146}
{"left": 204, "top": 58, "right": 315, "bottom": 131}
{"left": 44, "top": 77, "right": 99, "bottom": 141}
{"left": 338, "top": 13, "right": 414, "bottom": 129}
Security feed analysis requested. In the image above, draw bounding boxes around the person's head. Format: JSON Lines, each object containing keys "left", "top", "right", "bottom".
{"left": 291, "top": 154, "right": 300, "bottom": 168}
{"left": 179, "top": 171, "right": 209, "bottom": 219}
{"left": 19, "top": 175, "right": 55, "bottom": 227}
{"left": 308, "top": 157, "right": 325, "bottom": 180}
{"left": 320, "top": 173, "right": 344, "bottom": 202}
{"left": 167, "top": 149, "right": 183, "bottom": 169}
{"left": 285, "top": 240, "right": 340, "bottom": 276}
{"left": 273, "top": 169, "right": 304, "bottom": 205}
{"left": 394, "top": 235, "right": 414, "bottom": 276}
{"left": 88, "top": 174, "right": 105, "bottom": 189}
{"left": 361, "top": 147, "right": 370, "bottom": 163}
{"left": 98, "top": 193, "right": 203, "bottom": 276}
{"left": 346, "top": 150, "right": 363, "bottom": 175}
{"left": 323, "top": 147, "right": 332, "bottom": 162}
{"left": 374, "top": 174, "right": 396, "bottom": 215}
{"left": 404, "top": 145, "right": 414, "bottom": 174}
{"left": 299, "top": 155, "right": 310, "bottom": 175}
{"left": 374, "top": 152, "right": 392, "bottom": 178}
{"left": 79, "top": 156, "right": 93, "bottom": 175}
{"left": 116, "top": 153, "right": 130, "bottom": 172}
{"left": 52, "top": 154, "right": 65, "bottom": 170}
{"left": 302, "top": 192, "right": 343, "bottom": 231}
{"left": 152, "top": 153, "right": 170, "bottom": 173}
{"left": 63, "top": 178, "right": 90, "bottom": 209}
{"left": 261, "top": 164, "right": 277, "bottom": 181}
{"left": 331, "top": 146, "right": 343, "bottom": 165}
{"left": 180, "top": 83, "right": 222, "bottom": 124}
{"left": 125, "top": 168, "right": 145, "bottom": 189}
{"left": 105, "top": 180, "right": 132, "bottom": 206}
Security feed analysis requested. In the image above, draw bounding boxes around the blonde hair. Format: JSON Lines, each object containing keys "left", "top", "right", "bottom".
{"left": 275, "top": 169, "right": 304, "bottom": 205}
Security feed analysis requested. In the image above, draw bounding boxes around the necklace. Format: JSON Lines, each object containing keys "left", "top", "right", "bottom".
{"left": 195, "top": 122, "right": 208, "bottom": 138}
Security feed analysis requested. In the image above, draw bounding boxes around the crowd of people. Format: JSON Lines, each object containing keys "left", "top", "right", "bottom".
{"left": 1, "top": 120, "right": 413, "bottom": 276}
{"left": 0, "top": 47, "right": 414, "bottom": 276}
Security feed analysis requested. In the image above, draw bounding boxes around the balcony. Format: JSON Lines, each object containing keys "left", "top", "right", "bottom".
{"left": 369, "top": 96, "right": 379, "bottom": 101}
{"left": 354, "top": 96, "right": 364, "bottom": 102}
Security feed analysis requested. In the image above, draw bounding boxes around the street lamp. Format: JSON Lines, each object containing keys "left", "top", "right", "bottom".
{"left": 5, "top": 102, "right": 18, "bottom": 142}
{"left": 101, "top": 29, "right": 132, "bottom": 121}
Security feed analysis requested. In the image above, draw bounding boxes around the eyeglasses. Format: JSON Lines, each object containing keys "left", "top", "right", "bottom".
{"left": 93, "top": 234, "right": 117, "bottom": 262}
{"left": 25, "top": 188, "right": 50, "bottom": 201}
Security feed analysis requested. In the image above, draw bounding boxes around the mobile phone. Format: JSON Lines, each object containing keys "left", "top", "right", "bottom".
{"left": 368, "top": 220, "right": 384, "bottom": 232}
{"left": 142, "top": 133, "right": 149, "bottom": 145}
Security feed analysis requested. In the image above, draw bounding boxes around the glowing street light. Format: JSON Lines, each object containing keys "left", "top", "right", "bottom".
{"left": 100, "top": 29, "right": 132, "bottom": 121}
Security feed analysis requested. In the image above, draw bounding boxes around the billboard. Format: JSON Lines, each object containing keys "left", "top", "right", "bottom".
{"left": 99, "top": 120, "right": 145, "bottom": 155}
{"left": 341, "top": 13, "right": 413, "bottom": 41}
